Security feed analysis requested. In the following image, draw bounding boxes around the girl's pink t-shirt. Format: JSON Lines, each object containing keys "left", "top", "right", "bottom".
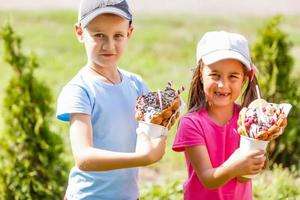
{"left": 172, "top": 104, "right": 252, "bottom": 200}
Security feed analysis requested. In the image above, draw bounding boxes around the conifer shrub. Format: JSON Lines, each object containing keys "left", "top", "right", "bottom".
{"left": 251, "top": 16, "right": 300, "bottom": 167}
{"left": 0, "top": 23, "right": 68, "bottom": 200}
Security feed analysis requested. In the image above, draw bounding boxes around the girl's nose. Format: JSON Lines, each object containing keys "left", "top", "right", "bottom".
{"left": 217, "top": 79, "right": 227, "bottom": 88}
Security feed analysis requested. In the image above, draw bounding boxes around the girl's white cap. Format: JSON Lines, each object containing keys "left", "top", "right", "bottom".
{"left": 196, "top": 31, "right": 252, "bottom": 70}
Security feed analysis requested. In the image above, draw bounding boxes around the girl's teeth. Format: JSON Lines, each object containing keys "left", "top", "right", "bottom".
{"left": 216, "top": 92, "right": 229, "bottom": 96}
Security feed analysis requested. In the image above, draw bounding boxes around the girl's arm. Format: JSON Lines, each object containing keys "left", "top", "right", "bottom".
{"left": 185, "top": 145, "right": 265, "bottom": 189}
{"left": 236, "top": 176, "right": 251, "bottom": 183}
{"left": 70, "top": 113, "right": 166, "bottom": 171}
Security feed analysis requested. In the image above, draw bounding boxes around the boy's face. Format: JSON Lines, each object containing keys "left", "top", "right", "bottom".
{"left": 75, "top": 14, "right": 133, "bottom": 69}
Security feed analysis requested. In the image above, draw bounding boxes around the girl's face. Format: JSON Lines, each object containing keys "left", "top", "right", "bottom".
{"left": 201, "top": 59, "right": 246, "bottom": 108}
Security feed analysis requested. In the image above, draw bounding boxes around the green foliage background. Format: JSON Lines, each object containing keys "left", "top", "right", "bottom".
{"left": 0, "top": 11, "right": 299, "bottom": 199}
{"left": 252, "top": 16, "right": 300, "bottom": 167}
{"left": 0, "top": 24, "right": 68, "bottom": 199}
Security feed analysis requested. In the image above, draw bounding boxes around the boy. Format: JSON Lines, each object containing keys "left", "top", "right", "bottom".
{"left": 56, "top": 0, "right": 167, "bottom": 199}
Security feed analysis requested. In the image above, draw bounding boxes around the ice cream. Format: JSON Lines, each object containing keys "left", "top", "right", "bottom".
{"left": 238, "top": 99, "right": 292, "bottom": 141}
{"left": 135, "top": 82, "right": 184, "bottom": 128}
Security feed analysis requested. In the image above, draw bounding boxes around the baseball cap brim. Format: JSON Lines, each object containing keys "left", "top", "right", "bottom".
{"left": 80, "top": 7, "right": 132, "bottom": 28}
{"left": 201, "top": 50, "right": 251, "bottom": 70}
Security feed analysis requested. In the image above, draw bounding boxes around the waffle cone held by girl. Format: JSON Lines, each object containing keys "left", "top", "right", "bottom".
{"left": 238, "top": 98, "right": 291, "bottom": 141}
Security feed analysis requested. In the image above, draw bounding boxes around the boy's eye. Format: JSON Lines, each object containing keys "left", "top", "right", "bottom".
{"left": 114, "top": 34, "right": 124, "bottom": 39}
{"left": 94, "top": 33, "right": 105, "bottom": 38}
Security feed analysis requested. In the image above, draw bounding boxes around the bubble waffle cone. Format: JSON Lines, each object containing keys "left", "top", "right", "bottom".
{"left": 135, "top": 82, "right": 184, "bottom": 129}
{"left": 237, "top": 99, "right": 291, "bottom": 141}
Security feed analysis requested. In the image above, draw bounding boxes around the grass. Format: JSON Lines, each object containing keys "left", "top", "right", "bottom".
{"left": 140, "top": 164, "right": 300, "bottom": 199}
{"left": 0, "top": 11, "right": 300, "bottom": 198}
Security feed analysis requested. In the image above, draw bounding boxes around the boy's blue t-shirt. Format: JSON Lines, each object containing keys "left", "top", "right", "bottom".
{"left": 56, "top": 67, "right": 148, "bottom": 200}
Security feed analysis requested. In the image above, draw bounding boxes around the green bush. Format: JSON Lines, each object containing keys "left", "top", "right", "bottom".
{"left": 140, "top": 165, "right": 299, "bottom": 200}
{"left": 140, "top": 180, "right": 183, "bottom": 200}
{"left": 251, "top": 16, "right": 300, "bottom": 167}
{"left": 253, "top": 164, "right": 300, "bottom": 200}
{"left": 0, "top": 23, "right": 68, "bottom": 199}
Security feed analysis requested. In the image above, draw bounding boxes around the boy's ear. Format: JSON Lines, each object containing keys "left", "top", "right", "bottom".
{"left": 74, "top": 23, "right": 84, "bottom": 43}
{"left": 127, "top": 25, "right": 134, "bottom": 39}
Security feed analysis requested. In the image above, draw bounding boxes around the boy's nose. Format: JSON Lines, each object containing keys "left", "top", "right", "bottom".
{"left": 102, "top": 38, "right": 114, "bottom": 50}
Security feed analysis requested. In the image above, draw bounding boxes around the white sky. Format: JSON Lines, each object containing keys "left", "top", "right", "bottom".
{"left": 0, "top": 0, "right": 299, "bottom": 16}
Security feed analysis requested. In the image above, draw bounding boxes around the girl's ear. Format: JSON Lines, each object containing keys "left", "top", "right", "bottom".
{"left": 74, "top": 23, "right": 84, "bottom": 43}
{"left": 242, "top": 74, "right": 248, "bottom": 85}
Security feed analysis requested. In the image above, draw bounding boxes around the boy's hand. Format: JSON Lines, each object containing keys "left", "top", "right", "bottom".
{"left": 135, "top": 133, "right": 166, "bottom": 165}
{"left": 223, "top": 148, "right": 266, "bottom": 177}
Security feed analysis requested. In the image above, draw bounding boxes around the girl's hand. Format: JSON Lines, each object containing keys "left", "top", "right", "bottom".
{"left": 135, "top": 133, "right": 166, "bottom": 165}
{"left": 236, "top": 176, "right": 251, "bottom": 183}
{"left": 223, "top": 148, "right": 266, "bottom": 177}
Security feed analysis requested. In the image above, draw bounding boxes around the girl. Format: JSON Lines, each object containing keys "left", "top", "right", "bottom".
{"left": 172, "top": 31, "right": 267, "bottom": 200}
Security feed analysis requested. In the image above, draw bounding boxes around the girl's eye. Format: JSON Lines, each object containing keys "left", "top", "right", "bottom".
{"left": 209, "top": 74, "right": 219, "bottom": 77}
{"left": 209, "top": 74, "right": 220, "bottom": 80}
{"left": 230, "top": 75, "right": 240, "bottom": 79}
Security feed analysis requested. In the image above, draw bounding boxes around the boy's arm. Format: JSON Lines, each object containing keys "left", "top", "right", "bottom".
{"left": 70, "top": 113, "right": 166, "bottom": 171}
{"left": 185, "top": 146, "right": 265, "bottom": 189}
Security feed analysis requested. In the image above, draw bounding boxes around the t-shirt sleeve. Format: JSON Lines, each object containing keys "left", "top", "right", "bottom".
{"left": 172, "top": 115, "right": 206, "bottom": 152}
{"left": 134, "top": 74, "right": 149, "bottom": 95}
{"left": 56, "top": 84, "right": 92, "bottom": 122}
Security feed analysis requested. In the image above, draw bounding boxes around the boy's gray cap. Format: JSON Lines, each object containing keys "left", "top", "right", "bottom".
{"left": 79, "top": 0, "right": 132, "bottom": 28}
{"left": 196, "top": 31, "right": 251, "bottom": 70}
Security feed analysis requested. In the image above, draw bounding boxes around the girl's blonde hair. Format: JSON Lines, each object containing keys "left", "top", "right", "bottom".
{"left": 187, "top": 60, "right": 259, "bottom": 112}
